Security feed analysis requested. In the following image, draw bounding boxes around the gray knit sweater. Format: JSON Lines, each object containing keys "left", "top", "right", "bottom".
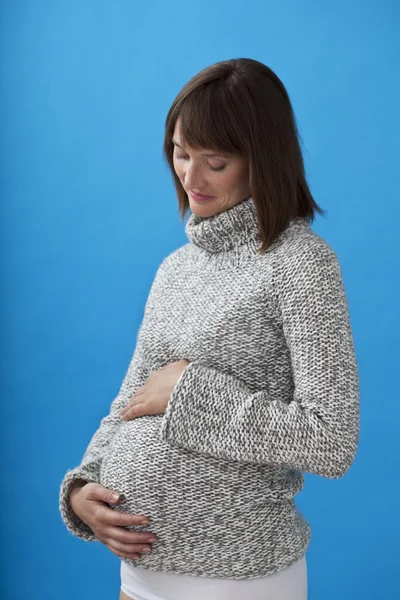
{"left": 59, "top": 197, "right": 359, "bottom": 579}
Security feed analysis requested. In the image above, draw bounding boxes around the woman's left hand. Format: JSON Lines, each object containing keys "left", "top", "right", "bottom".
{"left": 120, "top": 359, "right": 190, "bottom": 421}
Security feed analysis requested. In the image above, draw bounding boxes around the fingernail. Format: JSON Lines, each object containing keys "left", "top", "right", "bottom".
{"left": 110, "top": 492, "right": 119, "bottom": 502}
{"left": 140, "top": 519, "right": 150, "bottom": 525}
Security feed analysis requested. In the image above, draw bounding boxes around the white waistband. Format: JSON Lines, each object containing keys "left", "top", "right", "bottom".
{"left": 120, "top": 555, "right": 307, "bottom": 600}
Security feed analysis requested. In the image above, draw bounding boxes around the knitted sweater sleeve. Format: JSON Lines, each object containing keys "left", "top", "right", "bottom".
{"left": 160, "top": 241, "right": 360, "bottom": 478}
{"left": 58, "top": 258, "right": 168, "bottom": 540}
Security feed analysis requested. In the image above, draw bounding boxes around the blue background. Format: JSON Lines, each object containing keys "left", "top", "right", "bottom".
{"left": 1, "top": 1, "right": 398, "bottom": 598}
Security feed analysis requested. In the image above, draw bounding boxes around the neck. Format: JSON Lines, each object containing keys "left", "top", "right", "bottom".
{"left": 185, "top": 197, "right": 261, "bottom": 254}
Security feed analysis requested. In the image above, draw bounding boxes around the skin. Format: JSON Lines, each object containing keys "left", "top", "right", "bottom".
{"left": 69, "top": 123, "right": 251, "bottom": 575}
{"left": 69, "top": 480, "right": 157, "bottom": 560}
{"left": 172, "top": 118, "right": 250, "bottom": 218}
{"left": 120, "top": 592, "right": 135, "bottom": 600}
{"left": 120, "top": 359, "right": 190, "bottom": 420}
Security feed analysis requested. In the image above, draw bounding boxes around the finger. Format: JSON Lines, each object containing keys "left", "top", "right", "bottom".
{"left": 120, "top": 395, "right": 144, "bottom": 416}
{"left": 106, "top": 543, "right": 141, "bottom": 560}
{"left": 131, "top": 385, "right": 146, "bottom": 399}
{"left": 134, "top": 387, "right": 146, "bottom": 398}
{"left": 120, "top": 398, "right": 134, "bottom": 415}
{"left": 120, "top": 402, "right": 131, "bottom": 416}
{"left": 86, "top": 483, "right": 122, "bottom": 505}
{"left": 106, "top": 524, "right": 156, "bottom": 545}
{"left": 106, "top": 538, "right": 152, "bottom": 555}
{"left": 121, "top": 402, "right": 147, "bottom": 421}
{"left": 105, "top": 509, "right": 151, "bottom": 528}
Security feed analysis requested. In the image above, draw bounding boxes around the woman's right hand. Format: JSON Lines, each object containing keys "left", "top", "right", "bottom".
{"left": 69, "top": 481, "right": 157, "bottom": 560}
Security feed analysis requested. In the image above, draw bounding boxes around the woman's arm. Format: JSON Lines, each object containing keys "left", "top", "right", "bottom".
{"left": 59, "top": 346, "right": 150, "bottom": 539}
{"left": 160, "top": 241, "right": 360, "bottom": 478}
{"left": 59, "top": 257, "right": 171, "bottom": 539}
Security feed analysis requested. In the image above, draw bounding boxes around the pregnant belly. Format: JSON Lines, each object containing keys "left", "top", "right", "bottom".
{"left": 100, "top": 416, "right": 205, "bottom": 522}
{"left": 99, "top": 416, "right": 303, "bottom": 527}
{"left": 100, "top": 415, "right": 225, "bottom": 524}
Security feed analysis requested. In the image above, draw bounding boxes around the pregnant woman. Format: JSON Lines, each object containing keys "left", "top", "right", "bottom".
{"left": 59, "top": 57, "right": 360, "bottom": 600}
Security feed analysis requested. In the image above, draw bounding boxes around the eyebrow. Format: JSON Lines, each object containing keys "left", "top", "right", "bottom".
{"left": 172, "top": 139, "right": 227, "bottom": 159}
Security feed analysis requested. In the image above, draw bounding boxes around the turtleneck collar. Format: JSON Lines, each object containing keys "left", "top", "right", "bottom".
{"left": 185, "top": 197, "right": 261, "bottom": 254}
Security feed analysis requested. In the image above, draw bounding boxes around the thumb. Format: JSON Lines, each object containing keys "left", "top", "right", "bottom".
{"left": 107, "top": 489, "right": 121, "bottom": 504}
{"left": 87, "top": 483, "right": 121, "bottom": 504}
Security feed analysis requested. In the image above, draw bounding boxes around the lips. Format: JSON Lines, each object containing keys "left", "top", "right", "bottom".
{"left": 190, "top": 191, "right": 215, "bottom": 201}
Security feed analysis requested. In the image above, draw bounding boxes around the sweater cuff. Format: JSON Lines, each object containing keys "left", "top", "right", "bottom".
{"left": 59, "top": 469, "right": 100, "bottom": 542}
{"left": 160, "top": 362, "right": 248, "bottom": 457}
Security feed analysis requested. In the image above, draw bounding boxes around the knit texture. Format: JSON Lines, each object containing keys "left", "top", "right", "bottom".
{"left": 59, "top": 197, "right": 359, "bottom": 579}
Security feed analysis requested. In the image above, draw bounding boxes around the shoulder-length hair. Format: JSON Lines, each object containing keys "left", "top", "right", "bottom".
{"left": 163, "top": 58, "right": 325, "bottom": 253}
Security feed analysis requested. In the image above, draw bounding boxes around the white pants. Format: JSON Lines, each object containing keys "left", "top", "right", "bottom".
{"left": 120, "top": 555, "right": 307, "bottom": 600}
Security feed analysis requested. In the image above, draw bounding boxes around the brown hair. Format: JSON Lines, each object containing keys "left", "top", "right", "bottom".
{"left": 163, "top": 58, "right": 325, "bottom": 253}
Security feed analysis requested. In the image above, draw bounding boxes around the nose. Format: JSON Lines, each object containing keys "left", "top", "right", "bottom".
{"left": 183, "top": 161, "right": 207, "bottom": 190}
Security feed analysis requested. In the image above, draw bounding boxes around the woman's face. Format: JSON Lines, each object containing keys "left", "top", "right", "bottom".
{"left": 172, "top": 119, "right": 250, "bottom": 218}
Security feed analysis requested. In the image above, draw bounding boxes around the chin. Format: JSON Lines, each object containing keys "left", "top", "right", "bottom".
{"left": 188, "top": 198, "right": 221, "bottom": 218}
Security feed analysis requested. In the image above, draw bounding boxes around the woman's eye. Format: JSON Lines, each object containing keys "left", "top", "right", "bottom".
{"left": 174, "top": 153, "right": 226, "bottom": 172}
